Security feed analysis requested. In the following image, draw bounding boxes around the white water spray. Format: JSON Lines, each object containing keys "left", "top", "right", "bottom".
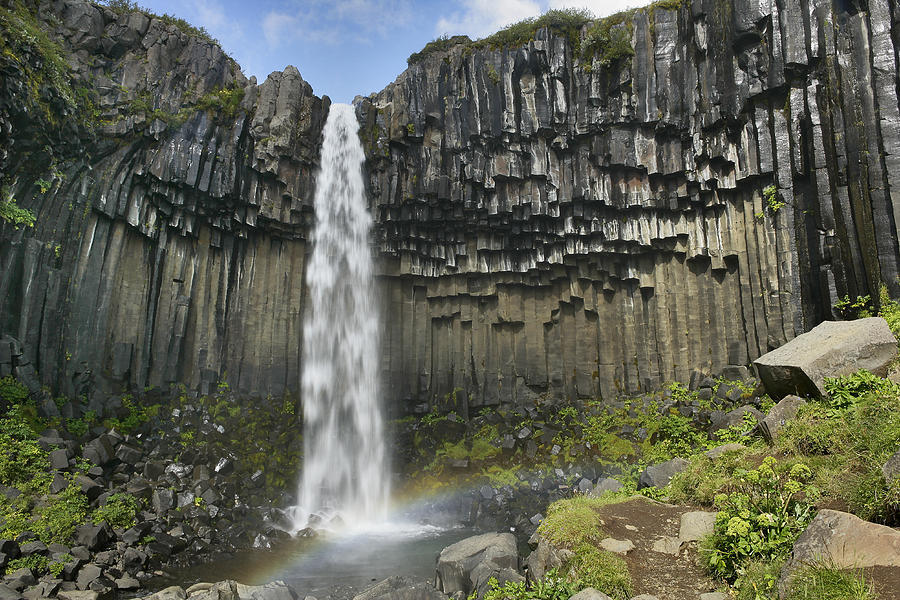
{"left": 292, "top": 103, "right": 389, "bottom": 532}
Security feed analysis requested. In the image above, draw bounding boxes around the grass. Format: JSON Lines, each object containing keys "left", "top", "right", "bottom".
{"left": 785, "top": 563, "right": 875, "bottom": 600}
{"left": 408, "top": 1, "right": 684, "bottom": 66}
{"left": 102, "top": 0, "right": 218, "bottom": 45}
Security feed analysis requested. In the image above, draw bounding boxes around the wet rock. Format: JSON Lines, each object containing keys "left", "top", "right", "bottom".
{"left": 755, "top": 318, "right": 898, "bottom": 399}
{"left": 435, "top": 533, "right": 518, "bottom": 597}
{"left": 49, "top": 449, "right": 71, "bottom": 470}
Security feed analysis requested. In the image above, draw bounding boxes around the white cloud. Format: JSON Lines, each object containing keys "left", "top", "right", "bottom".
{"left": 435, "top": 0, "right": 542, "bottom": 39}
{"left": 262, "top": 11, "right": 302, "bottom": 47}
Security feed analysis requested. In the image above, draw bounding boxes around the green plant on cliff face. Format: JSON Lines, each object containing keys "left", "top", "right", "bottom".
{"left": 195, "top": 83, "right": 245, "bottom": 119}
{"left": 581, "top": 12, "right": 634, "bottom": 67}
{"left": 763, "top": 185, "right": 784, "bottom": 213}
{"left": 407, "top": 34, "right": 473, "bottom": 64}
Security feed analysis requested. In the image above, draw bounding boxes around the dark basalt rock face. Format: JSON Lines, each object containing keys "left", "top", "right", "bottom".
{"left": 2, "top": 0, "right": 900, "bottom": 414}
{"left": 0, "top": 0, "right": 328, "bottom": 399}
{"left": 359, "top": 0, "right": 900, "bottom": 409}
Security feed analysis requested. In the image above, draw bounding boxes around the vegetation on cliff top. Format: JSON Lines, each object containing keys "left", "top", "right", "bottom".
{"left": 100, "top": 0, "right": 219, "bottom": 45}
{"left": 407, "top": 1, "right": 683, "bottom": 67}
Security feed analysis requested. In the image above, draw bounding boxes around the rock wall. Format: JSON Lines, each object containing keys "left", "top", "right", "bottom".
{"left": 360, "top": 0, "right": 900, "bottom": 408}
{"left": 4, "top": 0, "right": 900, "bottom": 412}
{"left": 0, "top": 0, "right": 328, "bottom": 398}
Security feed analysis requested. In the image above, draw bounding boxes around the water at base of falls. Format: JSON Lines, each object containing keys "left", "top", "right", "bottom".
{"left": 290, "top": 103, "right": 389, "bottom": 533}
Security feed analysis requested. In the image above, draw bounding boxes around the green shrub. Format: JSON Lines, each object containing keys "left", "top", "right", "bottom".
{"left": 6, "top": 554, "right": 48, "bottom": 575}
{"left": 35, "top": 482, "right": 89, "bottom": 544}
{"left": 877, "top": 284, "right": 900, "bottom": 338}
{"left": 703, "top": 458, "right": 818, "bottom": 584}
{"left": 0, "top": 407, "right": 48, "bottom": 488}
{"left": 102, "top": 0, "right": 218, "bottom": 44}
{"left": 483, "top": 570, "right": 580, "bottom": 600}
{"left": 195, "top": 84, "right": 245, "bottom": 119}
{"left": 0, "top": 375, "right": 29, "bottom": 405}
{"left": 763, "top": 185, "right": 785, "bottom": 212}
{"left": 480, "top": 8, "right": 593, "bottom": 51}
{"left": 91, "top": 493, "right": 140, "bottom": 529}
{"left": 48, "top": 554, "right": 71, "bottom": 577}
{"left": 785, "top": 563, "right": 874, "bottom": 600}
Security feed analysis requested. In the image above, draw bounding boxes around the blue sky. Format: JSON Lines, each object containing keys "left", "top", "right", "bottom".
{"left": 133, "top": 0, "right": 637, "bottom": 103}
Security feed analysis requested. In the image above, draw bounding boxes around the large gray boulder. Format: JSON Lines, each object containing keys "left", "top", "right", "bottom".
{"left": 754, "top": 318, "right": 897, "bottom": 399}
{"left": 778, "top": 509, "right": 900, "bottom": 597}
{"left": 567, "top": 589, "right": 611, "bottom": 600}
{"left": 435, "top": 533, "right": 519, "bottom": 598}
{"left": 637, "top": 458, "right": 688, "bottom": 490}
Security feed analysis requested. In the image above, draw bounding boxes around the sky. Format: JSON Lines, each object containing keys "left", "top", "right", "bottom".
{"left": 132, "top": 0, "right": 638, "bottom": 103}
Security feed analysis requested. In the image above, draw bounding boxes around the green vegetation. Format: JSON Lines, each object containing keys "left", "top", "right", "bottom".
{"left": 534, "top": 495, "right": 633, "bottom": 599}
{"left": 92, "top": 493, "right": 140, "bottom": 529}
{"left": 6, "top": 554, "right": 49, "bottom": 576}
{"left": 408, "top": 1, "right": 684, "bottom": 67}
{"left": 482, "top": 570, "right": 580, "bottom": 600}
{"left": 763, "top": 185, "right": 784, "bottom": 212}
{"left": 785, "top": 563, "right": 875, "bottom": 600}
{"left": 0, "top": 197, "right": 36, "bottom": 229}
{"left": 195, "top": 83, "right": 245, "bottom": 119}
{"left": 833, "top": 283, "right": 900, "bottom": 338}
{"left": 102, "top": 0, "right": 218, "bottom": 44}
{"left": 702, "top": 458, "right": 818, "bottom": 584}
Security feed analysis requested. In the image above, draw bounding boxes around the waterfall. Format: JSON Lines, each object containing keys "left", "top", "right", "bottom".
{"left": 292, "top": 103, "right": 389, "bottom": 532}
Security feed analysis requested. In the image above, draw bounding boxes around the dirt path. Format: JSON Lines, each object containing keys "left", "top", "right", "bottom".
{"left": 593, "top": 497, "right": 723, "bottom": 599}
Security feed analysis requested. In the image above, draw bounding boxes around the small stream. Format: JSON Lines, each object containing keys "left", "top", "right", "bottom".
{"left": 161, "top": 525, "right": 476, "bottom": 599}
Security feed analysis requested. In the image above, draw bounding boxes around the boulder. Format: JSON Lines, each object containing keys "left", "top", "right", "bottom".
{"left": 352, "top": 577, "right": 446, "bottom": 600}
{"left": 590, "top": 478, "right": 623, "bottom": 496}
{"left": 141, "top": 586, "right": 187, "bottom": 600}
{"left": 757, "top": 396, "right": 806, "bottom": 443}
{"left": 709, "top": 406, "right": 764, "bottom": 436}
{"left": 882, "top": 449, "right": 900, "bottom": 482}
{"left": 57, "top": 590, "right": 99, "bottom": 600}
{"left": 567, "top": 589, "right": 611, "bottom": 600}
{"left": 75, "top": 565, "right": 102, "bottom": 590}
{"left": 599, "top": 538, "right": 634, "bottom": 554}
{"left": 74, "top": 524, "right": 111, "bottom": 551}
{"left": 678, "top": 511, "right": 717, "bottom": 543}
{"left": 235, "top": 581, "right": 298, "bottom": 600}
{"left": 704, "top": 443, "right": 745, "bottom": 459}
{"left": 778, "top": 509, "right": 900, "bottom": 596}
{"left": 754, "top": 318, "right": 897, "bottom": 399}
{"left": 637, "top": 458, "right": 688, "bottom": 489}
{"left": 525, "top": 532, "right": 566, "bottom": 582}
{"left": 0, "top": 584, "right": 22, "bottom": 600}
{"left": 435, "top": 533, "right": 518, "bottom": 597}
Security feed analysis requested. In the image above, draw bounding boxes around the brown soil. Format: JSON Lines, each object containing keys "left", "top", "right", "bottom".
{"left": 866, "top": 566, "right": 900, "bottom": 600}
{"left": 593, "top": 497, "right": 723, "bottom": 599}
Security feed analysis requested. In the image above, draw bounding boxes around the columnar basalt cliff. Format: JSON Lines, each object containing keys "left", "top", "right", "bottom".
{"left": 2, "top": 0, "right": 900, "bottom": 413}
{"left": 0, "top": 0, "right": 328, "bottom": 399}
{"left": 360, "top": 0, "right": 900, "bottom": 408}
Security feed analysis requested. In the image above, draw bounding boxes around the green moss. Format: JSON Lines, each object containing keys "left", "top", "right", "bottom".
{"left": 538, "top": 495, "right": 609, "bottom": 548}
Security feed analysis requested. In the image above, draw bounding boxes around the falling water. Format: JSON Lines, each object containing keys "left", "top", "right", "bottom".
{"left": 292, "top": 103, "right": 388, "bottom": 532}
